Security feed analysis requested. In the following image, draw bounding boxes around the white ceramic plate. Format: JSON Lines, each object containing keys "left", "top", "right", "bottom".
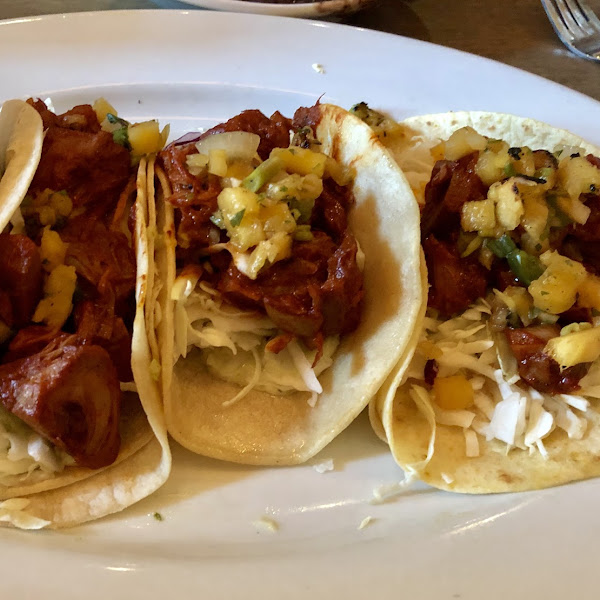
{"left": 1, "top": 10, "right": 600, "bottom": 599}
{"left": 169, "top": 0, "right": 374, "bottom": 17}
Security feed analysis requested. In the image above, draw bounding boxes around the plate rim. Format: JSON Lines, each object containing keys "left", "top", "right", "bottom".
{"left": 2, "top": 9, "right": 600, "bottom": 600}
{"left": 167, "top": 0, "right": 375, "bottom": 17}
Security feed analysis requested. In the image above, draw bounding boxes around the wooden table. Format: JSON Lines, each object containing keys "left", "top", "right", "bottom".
{"left": 1, "top": 0, "right": 599, "bottom": 101}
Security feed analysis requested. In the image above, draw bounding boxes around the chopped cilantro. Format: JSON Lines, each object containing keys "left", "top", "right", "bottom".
{"left": 210, "top": 211, "right": 225, "bottom": 229}
{"left": 230, "top": 209, "right": 245, "bottom": 227}
{"left": 112, "top": 126, "right": 130, "bottom": 149}
{"left": 106, "top": 113, "right": 128, "bottom": 127}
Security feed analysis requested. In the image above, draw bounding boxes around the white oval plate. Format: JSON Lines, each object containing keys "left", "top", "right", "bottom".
{"left": 172, "top": 0, "right": 374, "bottom": 17}
{"left": 1, "top": 9, "right": 600, "bottom": 600}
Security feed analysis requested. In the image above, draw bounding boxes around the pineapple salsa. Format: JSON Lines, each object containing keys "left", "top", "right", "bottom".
{"left": 159, "top": 108, "right": 363, "bottom": 406}
{"left": 405, "top": 125, "right": 600, "bottom": 459}
{"left": 8, "top": 99, "right": 166, "bottom": 336}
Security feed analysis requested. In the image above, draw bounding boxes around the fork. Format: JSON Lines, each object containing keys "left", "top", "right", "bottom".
{"left": 541, "top": 0, "right": 600, "bottom": 61}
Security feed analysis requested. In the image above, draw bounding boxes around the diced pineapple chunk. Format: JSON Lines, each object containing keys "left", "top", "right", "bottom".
{"left": 92, "top": 97, "right": 117, "bottom": 124}
{"left": 475, "top": 145, "right": 510, "bottom": 186}
{"left": 128, "top": 120, "right": 164, "bottom": 156}
{"left": 461, "top": 198, "right": 496, "bottom": 232}
{"left": 32, "top": 264, "right": 77, "bottom": 329}
{"left": 226, "top": 159, "right": 254, "bottom": 180}
{"left": 522, "top": 193, "right": 549, "bottom": 241}
{"left": 260, "top": 203, "right": 296, "bottom": 235}
{"left": 208, "top": 149, "right": 228, "bottom": 177}
{"left": 22, "top": 189, "right": 73, "bottom": 228}
{"left": 228, "top": 216, "right": 265, "bottom": 252}
{"left": 545, "top": 326, "right": 600, "bottom": 367}
{"left": 265, "top": 173, "right": 322, "bottom": 205}
{"left": 186, "top": 153, "right": 209, "bottom": 177}
{"left": 508, "top": 147, "right": 535, "bottom": 177}
{"left": 557, "top": 194, "right": 591, "bottom": 225}
{"left": 559, "top": 155, "right": 600, "bottom": 200}
{"left": 39, "top": 227, "right": 67, "bottom": 273}
{"left": 528, "top": 251, "right": 587, "bottom": 314}
{"left": 53, "top": 191, "right": 73, "bottom": 218}
{"left": 270, "top": 147, "right": 328, "bottom": 177}
{"left": 442, "top": 127, "right": 487, "bottom": 161}
{"left": 495, "top": 286, "right": 533, "bottom": 325}
{"left": 488, "top": 179, "right": 524, "bottom": 231}
{"left": 218, "top": 187, "right": 261, "bottom": 218}
{"left": 578, "top": 274, "right": 600, "bottom": 311}
{"left": 433, "top": 374, "right": 474, "bottom": 410}
{"left": 232, "top": 233, "right": 292, "bottom": 280}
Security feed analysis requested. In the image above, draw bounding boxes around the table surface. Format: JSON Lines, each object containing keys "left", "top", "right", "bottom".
{"left": 0, "top": 0, "right": 599, "bottom": 101}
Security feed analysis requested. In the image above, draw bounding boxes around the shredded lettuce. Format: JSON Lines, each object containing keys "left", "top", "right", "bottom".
{"left": 173, "top": 274, "right": 339, "bottom": 405}
{"left": 0, "top": 406, "right": 70, "bottom": 483}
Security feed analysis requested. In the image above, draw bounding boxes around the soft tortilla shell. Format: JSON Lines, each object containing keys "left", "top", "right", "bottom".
{"left": 0, "top": 100, "right": 43, "bottom": 232}
{"left": 161, "top": 103, "right": 423, "bottom": 465}
{"left": 390, "top": 390, "right": 600, "bottom": 493}
{"left": 388, "top": 111, "right": 600, "bottom": 171}
{"left": 10, "top": 435, "right": 167, "bottom": 528}
{"left": 381, "top": 111, "right": 600, "bottom": 493}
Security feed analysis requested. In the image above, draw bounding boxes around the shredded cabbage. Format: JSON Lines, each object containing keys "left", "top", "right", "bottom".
{"left": 0, "top": 406, "right": 70, "bottom": 484}
{"left": 405, "top": 298, "right": 596, "bottom": 460}
{"left": 173, "top": 274, "right": 339, "bottom": 406}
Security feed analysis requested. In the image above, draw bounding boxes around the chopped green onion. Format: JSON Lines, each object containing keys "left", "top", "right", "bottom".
{"left": 287, "top": 196, "right": 315, "bottom": 224}
{"left": 242, "top": 156, "right": 284, "bottom": 193}
{"left": 483, "top": 234, "right": 517, "bottom": 258}
{"left": 506, "top": 250, "right": 545, "bottom": 286}
{"left": 484, "top": 234, "right": 544, "bottom": 285}
{"left": 503, "top": 162, "right": 517, "bottom": 177}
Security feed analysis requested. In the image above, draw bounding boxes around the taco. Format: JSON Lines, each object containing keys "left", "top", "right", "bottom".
{"left": 372, "top": 111, "right": 600, "bottom": 493}
{"left": 0, "top": 98, "right": 170, "bottom": 528}
{"left": 149, "top": 102, "right": 423, "bottom": 465}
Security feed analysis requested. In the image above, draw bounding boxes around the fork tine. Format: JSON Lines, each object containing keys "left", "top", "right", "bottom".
{"left": 541, "top": 0, "right": 600, "bottom": 61}
{"left": 572, "top": 0, "right": 600, "bottom": 31}
{"left": 555, "top": 0, "right": 583, "bottom": 36}
{"left": 541, "top": 0, "right": 574, "bottom": 41}
{"left": 563, "top": 0, "right": 596, "bottom": 34}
